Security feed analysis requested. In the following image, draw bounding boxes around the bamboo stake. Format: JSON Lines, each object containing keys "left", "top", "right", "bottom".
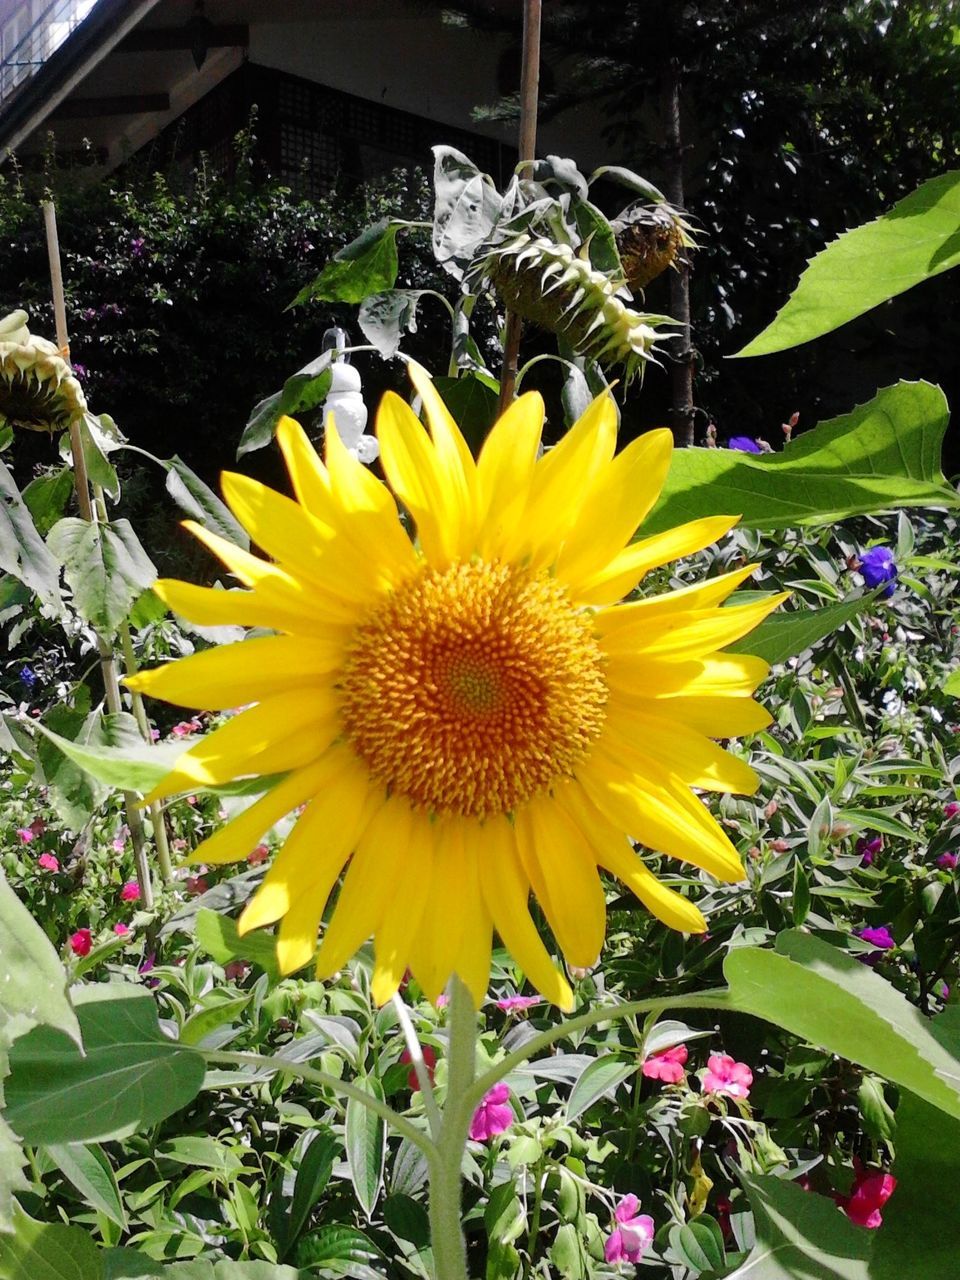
{"left": 497, "top": 0, "right": 542, "bottom": 414}
{"left": 42, "top": 200, "right": 158, "bottom": 907}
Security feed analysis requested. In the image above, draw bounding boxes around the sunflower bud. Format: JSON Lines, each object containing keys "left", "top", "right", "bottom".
{"left": 0, "top": 309, "right": 87, "bottom": 432}
{"left": 612, "top": 204, "right": 696, "bottom": 291}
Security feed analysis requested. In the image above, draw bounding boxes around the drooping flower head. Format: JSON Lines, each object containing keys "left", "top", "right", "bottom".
{"left": 604, "top": 1195, "right": 655, "bottom": 1264}
{"left": 838, "top": 1167, "right": 897, "bottom": 1229}
{"left": 127, "top": 365, "right": 782, "bottom": 1009}
{"left": 859, "top": 546, "right": 897, "bottom": 598}
{"left": 0, "top": 309, "right": 87, "bottom": 432}
{"left": 702, "top": 1053, "right": 753, "bottom": 1098}
{"left": 469, "top": 1082, "right": 514, "bottom": 1142}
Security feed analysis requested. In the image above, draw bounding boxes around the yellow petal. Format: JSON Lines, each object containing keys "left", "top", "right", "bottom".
{"left": 595, "top": 837, "right": 705, "bottom": 931}
{"left": 276, "top": 415, "right": 335, "bottom": 522}
{"left": 406, "top": 819, "right": 466, "bottom": 1003}
{"left": 153, "top": 578, "right": 322, "bottom": 635}
{"left": 478, "top": 815, "right": 574, "bottom": 1010}
{"left": 475, "top": 392, "right": 544, "bottom": 558}
{"left": 451, "top": 825, "right": 493, "bottom": 1008}
{"left": 558, "top": 427, "right": 673, "bottom": 586}
{"left": 190, "top": 758, "right": 333, "bottom": 866}
{"left": 575, "top": 515, "right": 741, "bottom": 605}
{"left": 376, "top": 390, "right": 460, "bottom": 566}
{"left": 125, "top": 634, "right": 346, "bottom": 710}
{"left": 371, "top": 822, "right": 435, "bottom": 1005}
{"left": 515, "top": 798, "right": 606, "bottom": 968}
{"left": 143, "top": 689, "right": 339, "bottom": 802}
{"left": 610, "top": 691, "right": 773, "bottom": 738}
{"left": 595, "top": 563, "right": 762, "bottom": 643}
{"left": 600, "top": 709, "right": 761, "bottom": 794}
{"left": 643, "top": 593, "right": 790, "bottom": 658}
{"left": 407, "top": 360, "right": 476, "bottom": 551}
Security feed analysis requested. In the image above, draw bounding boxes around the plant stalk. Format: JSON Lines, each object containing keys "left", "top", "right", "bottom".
{"left": 42, "top": 200, "right": 155, "bottom": 908}
{"left": 428, "top": 976, "right": 477, "bottom": 1280}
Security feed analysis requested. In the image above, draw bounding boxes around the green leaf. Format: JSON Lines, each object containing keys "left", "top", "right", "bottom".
{"left": 565, "top": 1056, "right": 636, "bottom": 1123}
{"left": 725, "top": 1173, "right": 871, "bottom": 1278}
{"left": 736, "top": 171, "right": 960, "bottom": 356}
{"left": 21, "top": 468, "right": 74, "bottom": 537}
{"left": 869, "top": 1089, "right": 960, "bottom": 1279}
{"left": 433, "top": 372, "right": 500, "bottom": 454}
{"left": 345, "top": 1077, "right": 386, "bottom": 1219}
{"left": 47, "top": 517, "right": 156, "bottom": 635}
{"left": 589, "top": 164, "right": 667, "bottom": 204}
{"left": 179, "top": 993, "right": 251, "bottom": 1047}
{"left": 383, "top": 1193, "right": 430, "bottom": 1248}
{"left": 0, "top": 870, "right": 79, "bottom": 1048}
{"left": 29, "top": 712, "right": 180, "bottom": 795}
{"left": 727, "top": 593, "right": 878, "bottom": 665}
{"left": 293, "top": 1225, "right": 381, "bottom": 1268}
{"left": 0, "top": 1204, "right": 101, "bottom": 1280}
{"left": 239, "top": 354, "right": 333, "bottom": 458}
{"left": 358, "top": 289, "right": 427, "bottom": 358}
{"left": 0, "top": 457, "right": 63, "bottom": 614}
{"left": 290, "top": 219, "right": 400, "bottom": 306}
{"left": 46, "top": 1142, "right": 127, "bottom": 1229}
{"left": 724, "top": 932, "right": 960, "bottom": 1119}
{"left": 670, "top": 1220, "right": 725, "bottom": 1273}
{"left": 944, "top": 668, "right": 960, "bottom": 697}
{"left": 856, "top": 1075, "right": 896, "bottom": 1142}
{"left": 643, "top": 381, "right": 957, "bottom": 534}
{"left": 194, "top": 908, "right": 280, "bottom": 979}
{"left": 549, "top": 1221, "right": 587, "bottom": 1279}
{"left": 102, "top": 1256, "right": 306, "bottom": 1279}
{"left": 284, "top": 1130, "right": 337, "bottom": 1255}
{"left": 76, "top": 412, "right": 121, "bottom": 500}
{"left": 4, "top": 984, "right": 205, "bottom": 1143}
{"left": 432, "top": 146, "right": 502, "bottom": 280}
{"left": 571, "top": 199, "right": 623, "bottom": 275}
{"left": 164, "top": 457, "right": 248, "bottom": 549}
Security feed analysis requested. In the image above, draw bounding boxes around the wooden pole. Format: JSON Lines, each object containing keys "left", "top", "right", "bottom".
{"left": 660, "top": 61, "right": 696, "bottom": 448}
{"left": 42, "top": 201, "right": 160, "bottom": 906}
{"left": 497, "top": 0, "right": 541, "bottom": 414}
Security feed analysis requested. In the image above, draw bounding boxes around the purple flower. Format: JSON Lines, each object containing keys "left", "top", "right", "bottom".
{"left": 71, "top": 363, "right": 87, "bottom": 381}
{"left": 857, "top": 835, "right": 883, "bottom": 866}
{"left": 937, "top": 852, "right": 958, "bottom": 871}
{"left": 728, "top": 435, "right": 762, "bottom": 453}
{"left": 19, "top": 665, "right": 37, "bottom": 689}
{"left": 130, "top": 237, "right": 145, "bottom": 258}
{"left": 860, "top": 546, "right": 898, "bottom": 598}
{"left": 469, "top": 1083, "right": 514, "bottom": 1142}
{"left": 858, "top": 926, "right": 895, "bottom": 949}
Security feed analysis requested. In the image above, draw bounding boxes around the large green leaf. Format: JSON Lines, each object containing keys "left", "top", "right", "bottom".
{"left": 725, "top": 1174, "right": 871, "bottom": 1278}
{"left": 103, "top": 1256, "right": 306, "bottom": 1279}
{"left": 432, "top": 146, "right": 502, "bottom": 281}
{"left": 0, "top": 871, "right": 78, "bottom": 1049}
{"left": 345, "top": 1078, "right": 386, "bottom": 1219}
{"left": 46, "top": 1143, "right": 126, "bottom": 1230}
{"left": 47, "top": 517, "right": 156, "bottom": 635}
{"left": 4, "top": 985, "right": 204, "bottom": 1144}
{"left": 736, "top": 170, "right": 960, "bottom": 356}
{"left": 290, "top": 219, "right": 400, "bottom": 307}
{"left": 0, "top": 1204, "right": 101, "bottom": 1280}
{"left": 643, "top": 381, "right": 956, "bottom": 534}
{"left": 728, "top": 592, "right": 878, "bottom": 665}
{"left": 28, "top": 711, "right": 180, "bottom": 797}
{"left": 0, "top": 457, "right": 63, "bottom": 614}
{"left": 239, "top": 354, "right": 333, "bottom": 457}
{"left": 724, "top": 932, "right": 960, "bottom": 1119}
{"left": 358, "top": 289, "right": 427, "bottom": 358}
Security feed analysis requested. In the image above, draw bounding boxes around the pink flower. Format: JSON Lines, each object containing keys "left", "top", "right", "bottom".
{"left": 642, "top": 1043, "right": 688, "bottom": 1083}
{"left": 37, "top": 852, "right": 59, "bottom": 872}
{"left": 937, "top": 852, "right": 958, "bottom": 871}
{"left": 119, "top": 880, "right": 140, "bottom": 902}
{"left": 223, "top": 959, "right": 250, "bottom": 981}
{"left": 469, "top": 1083, "right": 514, "bottom": 1141}
{"left": 603, "top": 1195, "right": 655, "bottom": 1264}
{"left": 702, "top": 1053, "right": 753, "bottom": 1099}
{"left": 16, "top": 827, "right": 34, "bottom": 844}
{"left": 171, "top": 719, "right": 202, "bottom": 738}
{"left": 69, "top": 928, "right": 92, "bottom": 957}
{"left": 838, "top": 1168, "right": 897, "bottom": 1229}
{"left": 435, "top": 993, "right": 449, "bottom": 1008}
{"left": 247, "top": 843, "right": 270, "bottom": 865}
{"left": 400, "top": 1045, "right": 437, "bottom": 1091}
{"left": 944, "top": 802, "right": 960, "bottom": 820}
{"left": 113, "top": 922, "right": 130, "bottom": 936}
{"left": 112, "top": 825, "right": 129, "bottom": 852}
{"left": 185, "top": 875, "right": 208, "bottom": 895}
{"left": 150, "top": 728, "right": 160, "bottom": 742}
{"left": 495, "top": 994, "right": 542, "bottom": 1013}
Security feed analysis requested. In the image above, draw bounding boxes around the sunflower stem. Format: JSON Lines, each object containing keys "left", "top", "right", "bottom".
{"left": 428, "top": 976, "right": 477, "bottom": 1280}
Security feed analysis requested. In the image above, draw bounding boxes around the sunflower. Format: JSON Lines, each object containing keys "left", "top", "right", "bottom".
{"left": 128, "top": 365, "right": 783, "bottom": 1010}
{"left": 0, "top": 309, "right": 87, "bottom": 432}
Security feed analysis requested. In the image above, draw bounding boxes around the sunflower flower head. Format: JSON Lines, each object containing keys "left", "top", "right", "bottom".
{"left": 127, "top": 364, "right": 784, "bottom": 1010}
{"left": 0, "top": 309, "right": 87, "bottom": 432}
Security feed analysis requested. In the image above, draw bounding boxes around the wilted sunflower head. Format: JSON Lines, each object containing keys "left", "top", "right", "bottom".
{"left": 612, "top": 203, "right": 698, "bottom": 292}
{"left": 128, "top": 364, "right": 783, "bottom": 1010}
{"left": 0, "top": 309, "right": 87, "bottom": 433}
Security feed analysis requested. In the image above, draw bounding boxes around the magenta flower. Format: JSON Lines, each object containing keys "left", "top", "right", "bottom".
{"left": 69, "top": 928, "right": 92, "bottom": 957}
{"left": 857, "top": 925, "right": 895, "bottom": 949}
{"left": 702, "top": 1053, "right": 753, "bottom": 1099}
{"left": 856, "top": 835, "right": 883, "bottom": 866}
{"left": 247, "top": 843, "right": 270, "bottom": 865}
{"left": 113, "top": 922, "right": 130, "bottom": 936}
{"left": 728, "top": 436, "right": 762, "bottom": 453}
{"left": 37, "top": 852, "right": 59, "bottom": 872}
{"left": 945, "top": 802, "right": 960, "bottom": 820}
{"left": 469, "top": 1083, "right": 514, "bottom": 1141}
{"left": 16, "top": 827, "right": 34, "bottom": 844}
{"left": 495, "top": 994, "right": 542, "bottom": 1012}
{"left": 642, "top": 1043, "right": 688, "bottom": 1083}
{"left": 119, "top": 880, "right": 140, "bottom": 902}
{"left": 603, "top": 1195, "right": 655, "bottom": 1264}
{"left": 937, "top": 852, "right": 958, "bottom": 871}
{"left": 400, "top": 1044, "right": 437, "bottom": 1091}
{"left": 171, "top": 719, "right": 202, "bottom": 738}
{"left": 838, "top": 1168, "right": 897, "bottom": 1229}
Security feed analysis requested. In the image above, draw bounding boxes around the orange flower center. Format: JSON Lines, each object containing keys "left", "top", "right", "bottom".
{"left": 338, "top": 561, "right": 607, "bottom": 818}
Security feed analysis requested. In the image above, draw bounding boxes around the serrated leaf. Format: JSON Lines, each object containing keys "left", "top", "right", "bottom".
{"left": 47, "top": 516, "right": 156, "bottom": 634}
{"left": 29, "top": 711, "right": 180, "bottom": 795}
{"left": 164, "top": 457, "right": 248, "bottom": 549}
{"left": 21, "top": 468, "right": 73, "bottom": 537}
{"left": 293, "top": 1224, "right": 381, "bottom": 1268}
{"left": 5, "top": 985, "right": 205, "bottom": 1144}
{"left": 345, "top": 1078, "right": 386, "bottom": 1219}
{"left": 432, "top": 146, "right": 502, "bottom": 280}
{"left": 736, "top": 171, "right": 960, "bottom": 356}
{"left": 0, "top": 457, "right": 63, "bottom": 614}
{"left": 291, "top": 219, "right": 400, "bottom": 306}
{"left": 643, "top": 381, "right": 957, "bottom": 534}
{"left": 727, "top": 593, "right": 878, "bottom": 665}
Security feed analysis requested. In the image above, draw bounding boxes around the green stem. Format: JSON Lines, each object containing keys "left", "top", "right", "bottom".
{"left": 392, "top": 992, "right": 442, "bottom": 1141}
{"left": 201, "top": 1049, "right": 431, "bottom": 1154}
{"left": 468, "top": 990, "right": 731, "bottom": 1107}
{"left": 428, "top": 977, "right": 477, "bottom": 1280}
{"left": 119, "top": 622, "right": 174, "bottom": 884}
{"left": 523, "top": 1156, "right": 546, "bottom": 1276}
